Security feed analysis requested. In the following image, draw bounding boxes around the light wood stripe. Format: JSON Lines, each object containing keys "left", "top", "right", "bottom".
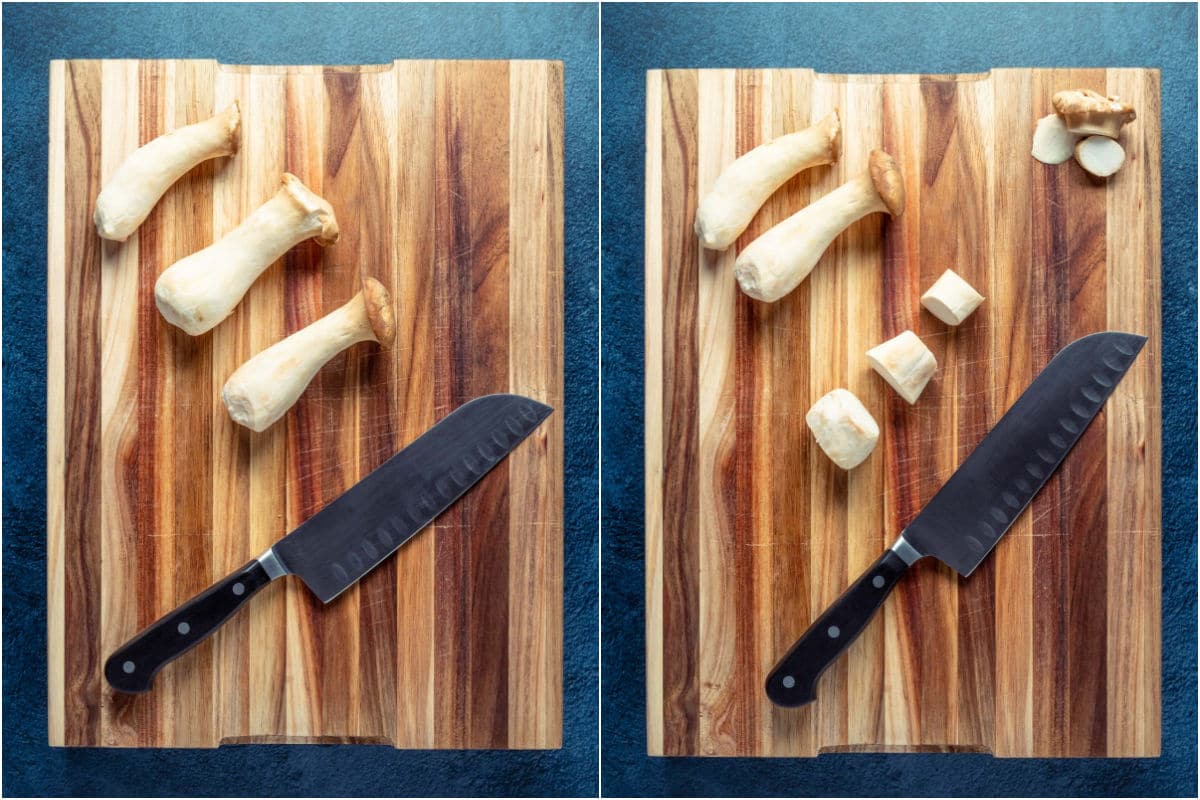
{"left": 695, "top": 67, "right": 737, "bottom": 757}
{"left": 210, "top": 65, "right": 253, "bottom": 745}
{"left": 507, "top": 59, "right": 565, "bottom": 749}
{"left": 1105, "top": 67, "right": 1162, "bottom": 757}
{"left": 391, "top": 59, "right": 438, "bottom": 749}
{"left": 245, "top": 71, "right": 289, "bottom": 739}
{"left": 281, "top": 68, "right": 325, "bottom": 740}
{"left": 842, "top": 80, "right": 885, "bottom": 748}
{"left": 355, "top": 66, "right": 400, "bottom": 744}
{"left": 990, "top": 68, "right": 1035, "bottom": 758}
{"left": 98, "top": 59, "right": 143, "bottom": 746}
{"left": 766, "top": 67, "right": 817, "bottom": 757}
{"left": 807, "top": 76, "right": 848, "bottom": 750}
{"left": 46, "top": 58, "right": 67, "bottom": 747}
{"left": 880, "top": 77, "right": 923, "bottom": 748}
{"left": 644, "top": 69, "right": 666, "bottom": 756}
{"left": 646, "top": 68, "right": 1160, "bottom": 757}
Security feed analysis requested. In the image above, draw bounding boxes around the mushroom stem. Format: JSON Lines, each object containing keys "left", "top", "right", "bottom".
{"left": 95, "top": 101, "right": 240, "bottom": 242}
{"left": 806, "top": 388, "right": 880, "bottom": 470}
{"left": 222, "top": 278, "right": 395, "bottom": 433}
{"left": 921, "top": 269, "right": 985, "bottom": 326}
{"left": 694, "top": 110, "right": 840, "bottom": 250}
{"left": 866, "top": 330, "right": 936, "bottom": 405}
{"left": 155, "top": 173, "right": 338, "bottom": 335}
{"left": 734, "top": 149, "right": 905, "bottom": 303}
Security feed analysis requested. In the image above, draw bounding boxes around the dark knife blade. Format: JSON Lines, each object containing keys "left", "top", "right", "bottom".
{"left": 903, "top": 330, "right": 1146, "bottom": 575}
{"left": 274, "top": 393, "right": 553, "bottom": 602}
{"left": 105, "top": 393, "right": 552, "bottom": 693}
{"left": 765, "top": 331, "right": 1145, "bottom": 707}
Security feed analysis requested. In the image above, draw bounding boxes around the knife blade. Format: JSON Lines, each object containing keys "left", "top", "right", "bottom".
{"left": 765, "top": 331, "right": 1145, "bottom": 708}
{"left": 105, "top": 393, "right": 552, "bottom": 693}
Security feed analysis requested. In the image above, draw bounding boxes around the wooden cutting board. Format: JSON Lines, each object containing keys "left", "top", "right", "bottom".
{"left": 645, "top": 68, "right": 1160, "bottom": 757}
{"left": 47, "top": 59, "right": 563, "bottom": 749}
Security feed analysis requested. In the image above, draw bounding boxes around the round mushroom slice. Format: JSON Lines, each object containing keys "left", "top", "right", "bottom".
{"left": 1074, "top": 135, "right": 1126, "bottom": 178}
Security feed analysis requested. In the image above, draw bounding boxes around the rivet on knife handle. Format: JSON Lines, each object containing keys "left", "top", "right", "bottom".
{"left": 104, "top": 557, "right": 276, "bottom": 693}
{"left": 765, "top": 540, "right": 916, "bottom": 707}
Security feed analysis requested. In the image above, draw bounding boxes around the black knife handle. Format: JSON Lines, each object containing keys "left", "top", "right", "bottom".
{"left": 765, "top": 548, "right": 911, "bottom": 707}
{"left": 104, "top": 559, "right": 274, "bottom": 694}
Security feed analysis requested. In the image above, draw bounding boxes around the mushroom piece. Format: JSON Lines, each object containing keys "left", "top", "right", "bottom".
{"left": 866, "top": 330, "right": 936, "bottom": 405}
{"left": 94, "top": 101, "right": 241, "bottom": 242}
{"left": 734, "top": 149, "right": 905, "bottom": 303}
{"left": 155, "top": 173, "right": 338, "bottom": 335}
{"left": 921, "top": 269, "right": 985, "bottom": 326}
{"left": 694, "top": 110, "right": 841, "bottom": 250}
{"left": 805, "top": 388, "right": 880, "bottom": 470}
{"left": 1074, "top": 135, "right": 1126, "bottom": 178}
{"left": 1031, "top": 113, "right": 1081, "bottom": 165}
{"left": 222, "top": 278, "right": 395, "bottom": 432}
{"left": 1052, "top": 89, "right": 1135, "bottom": 138}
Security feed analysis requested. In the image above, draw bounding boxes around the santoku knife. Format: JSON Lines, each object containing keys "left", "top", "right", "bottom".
{"left": 765, "top": 331, "right": 1145, "bottom": 707}
{"left": 105, "top": 393, "right": 552, "bottom": 693}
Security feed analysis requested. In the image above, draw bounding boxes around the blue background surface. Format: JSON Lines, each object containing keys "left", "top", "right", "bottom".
{"left": 601, "top": 2, "right": 1197, "bottom": 796}
{"left": 2, "top": 3, "right": 598, "bottom": 796}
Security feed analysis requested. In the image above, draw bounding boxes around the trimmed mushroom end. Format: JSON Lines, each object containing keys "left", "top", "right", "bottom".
{"left": 221, "top": 383, "right": 270, "bottom": 433}
{"left": 805, "top": 388, "right": 880, "bottom": 470}
{"left": 1052, "top": 89, "right": 1136, "bottom": 138}
{"left": 868, "top": 149, "right": 905, "bottom": 216}
{"left": 93, "top": 205, "right": 131, "bottom": 242}
{"left": 281, "top": 172, "right": 339, "bottom": 245}
{"left": 921, "top": 269, "right": 985, "bottom": 326}
{"left": 362, "top": 277, "right": 396, "bottom": 346}
{"left": 867, "top": 330, "right": 937, "bottom": 405}
{"left": 1074, "top": 135, "right": 1126, "bottom": 178}
{"left": 816, "top": 109, "right": 842, "bottom": 164}
{"left": 1032, "top": 113, "right": 1081, "bottom": 164}
{"left": 219, "top": 99, "right": 242, "bottom": 155}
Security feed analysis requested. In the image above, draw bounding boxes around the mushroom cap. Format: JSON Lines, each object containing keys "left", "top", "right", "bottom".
{"left": 220, "top": 99, "right": 241, "bottom": 155}
{"left": 281, "top": 172, "right": 340, "bottom": 245}
{"left": 1052, "top": 89, "right": 1135, "bottom": 137}
{"left": 868, "top": 149, "right": 905, "bottom": 217}
{"left": 817, "top": 109, "right": 842, "bottom": 163}
{"left": 361, "top": 277, "right": 395, "bottom": 346}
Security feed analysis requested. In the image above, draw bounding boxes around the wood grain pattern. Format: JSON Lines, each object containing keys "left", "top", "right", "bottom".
{"left": 644, "top": 68, "right": 1161, "bottom": 757}
{"left": 47, "top": 59, "right": 563, "bottom": 749}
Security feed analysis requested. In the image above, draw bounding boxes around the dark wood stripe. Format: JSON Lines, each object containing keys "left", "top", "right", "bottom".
{"left": 880, "top": 80, "right": 924, "bottom": 743}
{"left": 134, "top": 59, "right": 166, "bottom": 742}
{"left": 913, "top": 79, "right": 960, "bottom": 744}
{"left": 1030, "top": 69, "right": 1070, "bottom": 754}
{"left": 1062, "top": 68, "right": 1109, "bottom": 757}
{"left": 659, "top": 69, "right": 700, "bottom": 755}
{"left": 456, "top": 61, "right": 512, "bottom": 749}
{"left": 62, "top": 59, "right": 103, "bottom": 746}
{"left": 284, "top": 71, "right": 329, "bottom": 735}
{"left": 769, "top": 70, "right": 816, "bottom": 753}
{"left": 168, "top": 60, "right": 217, "bottom": 744}
{"left": 951, "top": 79, "right": 996, "bottom": 750}
{"left": 430, "top": 61, "right": 515, "bottom": 747}
{"left": 319, "top": 68, "right": 365, "bottom": 733}
{"left": 729, "top": 68, "right": 762, "bottom": 751}
{"left": 433, "top": 60, "right": 469, "bottom": 747}
{"left": 354, "top": 72, "right": 399, "bottom": 742}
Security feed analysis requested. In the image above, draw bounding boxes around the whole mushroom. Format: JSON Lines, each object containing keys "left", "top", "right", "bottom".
{"left": 734, "top": 149, "right": 905, "bottom": 303}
